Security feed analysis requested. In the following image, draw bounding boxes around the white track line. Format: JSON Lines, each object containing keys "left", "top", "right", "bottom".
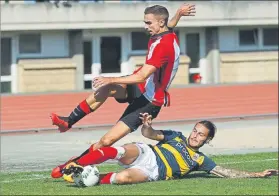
{"left": 1, "top": 158, "right": 278, "bottom": 183}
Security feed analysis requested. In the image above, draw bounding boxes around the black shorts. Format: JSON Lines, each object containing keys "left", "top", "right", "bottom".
{"left": 115, "top": 84, "right": 161, "bottom": 132}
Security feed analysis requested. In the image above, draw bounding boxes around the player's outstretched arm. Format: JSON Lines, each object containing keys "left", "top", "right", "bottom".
{"left": 139, "top": 113, "right": 165, "bottom": 141}
{"left": 210, "top": 165, "right": 279, "bottom": 178}
{"left": 92, "top": 64, "right": 156, "bottom": 89}
{"left": 167, "top": 3, "right": 196, "bottom": 29}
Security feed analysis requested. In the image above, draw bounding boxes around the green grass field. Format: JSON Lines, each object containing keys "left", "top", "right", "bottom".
{"left": 1, "top": 152, "right": 278, "bottom": 195}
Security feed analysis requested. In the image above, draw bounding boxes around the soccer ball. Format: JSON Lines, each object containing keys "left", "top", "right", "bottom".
{"left": 73, "top": 165, "right": 100, "bottom": 187}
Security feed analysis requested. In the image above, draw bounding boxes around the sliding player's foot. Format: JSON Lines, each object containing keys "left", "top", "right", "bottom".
{"left": 51, "top": 156, "right": 77, "bottom": 178}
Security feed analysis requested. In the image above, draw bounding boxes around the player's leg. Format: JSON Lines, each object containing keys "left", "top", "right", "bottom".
{"left": 93, "top": 121, "right": 132, "bottom": 150}
{"left": 101, "top": 143, "right": 159, "bottom": 185}
{"left": 53, "top": 143, "right": 140, "bottom": 179}
{"left": 50, "top": 84, "right": 127, "bottom": 132}
{"left": 77, "top": 143, "right": 140, "bottom": 166}
{"left": 99, "top": 144, "right": 148, "bottom": 185}
{"left": 100, "top": 168, "right": 149, "bottom": 185}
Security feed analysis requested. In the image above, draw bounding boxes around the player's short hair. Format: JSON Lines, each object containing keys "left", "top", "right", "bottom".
{"left": 197, "top": 120, "right": 217, "bottom": 140}
{"left": 144, "top": 5, "right": 169, "bottom": 25}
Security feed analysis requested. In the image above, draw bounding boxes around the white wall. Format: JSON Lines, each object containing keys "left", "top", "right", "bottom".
{"left": 2, "top": 1, "right": 278, "bottom": 31}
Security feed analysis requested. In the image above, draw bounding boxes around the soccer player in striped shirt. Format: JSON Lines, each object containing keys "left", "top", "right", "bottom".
{"left": 61, "top": 113, "right": 278, "bottom": 184}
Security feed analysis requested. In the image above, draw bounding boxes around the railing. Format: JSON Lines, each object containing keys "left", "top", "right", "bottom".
{"left": 1, "top": 0, "right": 153, "bottom": 3}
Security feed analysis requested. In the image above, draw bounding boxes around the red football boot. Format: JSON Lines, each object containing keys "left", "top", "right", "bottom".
{"left": 50, "top": 113, "right": 71, "bottom": 133}
{"left": 51, "top": 156, "right": 78, "bottom": 178}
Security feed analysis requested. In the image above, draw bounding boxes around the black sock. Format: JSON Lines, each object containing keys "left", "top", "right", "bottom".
{"left": 68, "top": 100, "right": 93, "bottom": 128}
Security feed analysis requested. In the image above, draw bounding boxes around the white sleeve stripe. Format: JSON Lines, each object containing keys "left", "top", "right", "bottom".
{"left": 147, "top": 38, "right": 162, "bottom": 60}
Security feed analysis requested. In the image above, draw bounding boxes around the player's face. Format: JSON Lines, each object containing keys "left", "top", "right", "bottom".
{"left": 144, "top": 14, "right": 164, "bottom": 36}
{"left": 188, "top": 123, "right": 209, "bottom": 148}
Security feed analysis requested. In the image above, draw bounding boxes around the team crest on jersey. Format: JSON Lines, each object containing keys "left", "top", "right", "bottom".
{"left": 192, "top": 153, "right": 200, "bottom": 161}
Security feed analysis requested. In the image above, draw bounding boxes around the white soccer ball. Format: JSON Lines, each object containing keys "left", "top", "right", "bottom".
{"left": 73, "top": 165, "right": 100, "bottom": 187}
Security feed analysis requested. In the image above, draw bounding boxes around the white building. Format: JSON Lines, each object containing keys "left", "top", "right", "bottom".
{"left": 1, "top": 1, "right": 278, "bottom": 93}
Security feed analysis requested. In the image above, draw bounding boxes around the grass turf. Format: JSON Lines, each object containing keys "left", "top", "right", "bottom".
{"left": 1, "top": 152, "right": 278, "bottom": 195}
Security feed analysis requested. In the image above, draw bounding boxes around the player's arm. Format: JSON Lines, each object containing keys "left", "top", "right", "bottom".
{"left": 167, "top": 3, "right": 196, "bottom": 29}
{"left": 92, "top": 64, "right": 156, "bottom": 88}
{"left": 139, "top": 113, "right": 165, "bottom": 141}
{"left": 111, "top": 64, "right": 156, "bottom": 84}
{"left": 139, "top": 113, "right": 182, "bottom": 142}
{"left": 210, "top": 165, "right": 278, "bottom": 178}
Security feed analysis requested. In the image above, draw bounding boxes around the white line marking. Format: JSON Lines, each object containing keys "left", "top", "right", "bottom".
{"left": 1, "top": 174, "right": 49, "bottom": 183}
{"left": 219, "top": 158, "right": 278, "bottom": 165}
{"left": 1, "top": 177, "right": 50, "bottom": 183}
{"left": 1, "top": 158, "right": 278, "bottom": 183}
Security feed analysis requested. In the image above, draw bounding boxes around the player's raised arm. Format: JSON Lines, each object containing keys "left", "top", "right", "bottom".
{"left": 139, "top": 113, "right": 165, "bottom": 141}
{"left": 210, "top": 165, "right": 279, "bottom": 178}
{"left": 167, "top": 3, "right": 196, "bottom": 29}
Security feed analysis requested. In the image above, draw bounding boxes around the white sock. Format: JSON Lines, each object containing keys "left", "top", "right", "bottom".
{"left": 114, "top": 146, "right": 125, "bottom": 160}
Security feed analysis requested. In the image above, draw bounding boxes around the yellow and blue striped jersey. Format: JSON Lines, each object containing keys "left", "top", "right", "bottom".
{"left": 150, "top": 130, "right": 216, "bottom": 180}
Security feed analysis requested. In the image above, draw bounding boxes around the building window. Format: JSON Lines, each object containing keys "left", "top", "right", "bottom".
{"left": 84, "top": 81, "right": 92, "bottom": 89}
{"left": 131, "top": 32, "right": 149, "bottom": 51}
{"left": 83, "top": 41, "right": 92, "bottom": 75}
{"left": 1, "top": 82, "right": 11, "bottom": 93}
{"left": 239, "top": 29, "right": 258, "bottom": 46}
{"left": 263, "top": 28, "right": 278, "bottom": 46}
{"left": 186, "top": 33, "right": 200, "bottom": 69}
{"left": 19, "top": 34, "right": 41, "bottom": 54}
{"left": 1, "top": 38, "right": 12, "bottom": 76}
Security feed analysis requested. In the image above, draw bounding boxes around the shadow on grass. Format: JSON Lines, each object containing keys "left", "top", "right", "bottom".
{"left": 50, "top": 179, "right": 71, "bottom": 184}
{"left": 66, "top": 184, "right": 86, "bottom": 188}
{"left": 182, "top": 172, "right": 219, "bottom": 179}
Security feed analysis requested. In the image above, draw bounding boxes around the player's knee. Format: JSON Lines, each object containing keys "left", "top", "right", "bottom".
{"left": 92, "top": 85, "right": 115, "bottom": 101}
{"left": 115, "top": 172, "right": 132, "bottom": 185}
{"left": 99, "top": 137, "right": 115, "bottom": 147}
{"left": 97, "top": 84, "right": 115, "bottom": 96}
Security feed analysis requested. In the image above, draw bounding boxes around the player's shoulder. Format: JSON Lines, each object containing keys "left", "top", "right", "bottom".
{"left": 166, "top": 129, "right": 183, "bottom": 134}
{"left": 151, "top": 31, "right": 176, "bottom": 44}
{"left": 163, "top": 129, "right": 183, "bottom": 137}
{"left": 160, "top": 31, "right": 176, "bottom": 42}
{"left": 197, "top": 151, "right": 212, "bottom": 160}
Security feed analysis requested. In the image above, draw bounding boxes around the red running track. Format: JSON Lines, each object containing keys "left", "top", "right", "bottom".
{"left": 1, "top": 83, "right": 278, "bottom": 131}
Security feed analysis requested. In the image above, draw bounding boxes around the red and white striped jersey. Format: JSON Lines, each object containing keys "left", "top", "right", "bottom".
{"left": 135, "top": 31, "right": 180, "bottom": 107}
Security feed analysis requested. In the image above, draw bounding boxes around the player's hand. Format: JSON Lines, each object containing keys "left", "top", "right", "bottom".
{"left": 255, "top": 169, "right": 279, "bottom": 177}
{"left": 92, "top": 77, "right": 113, "bottom": 89}
{"left": 139, "top": 113, "right": 152, "bottom": 127}
{"left": 177, "top": 3, "right": 196, "bottom": 17}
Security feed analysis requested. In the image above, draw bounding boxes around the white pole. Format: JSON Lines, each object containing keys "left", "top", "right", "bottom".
{"left": 11, "top": 63, "right": 17, "bottom": 93}
{"left": 199, "top": 58, "right": 207, "bottom": 84}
